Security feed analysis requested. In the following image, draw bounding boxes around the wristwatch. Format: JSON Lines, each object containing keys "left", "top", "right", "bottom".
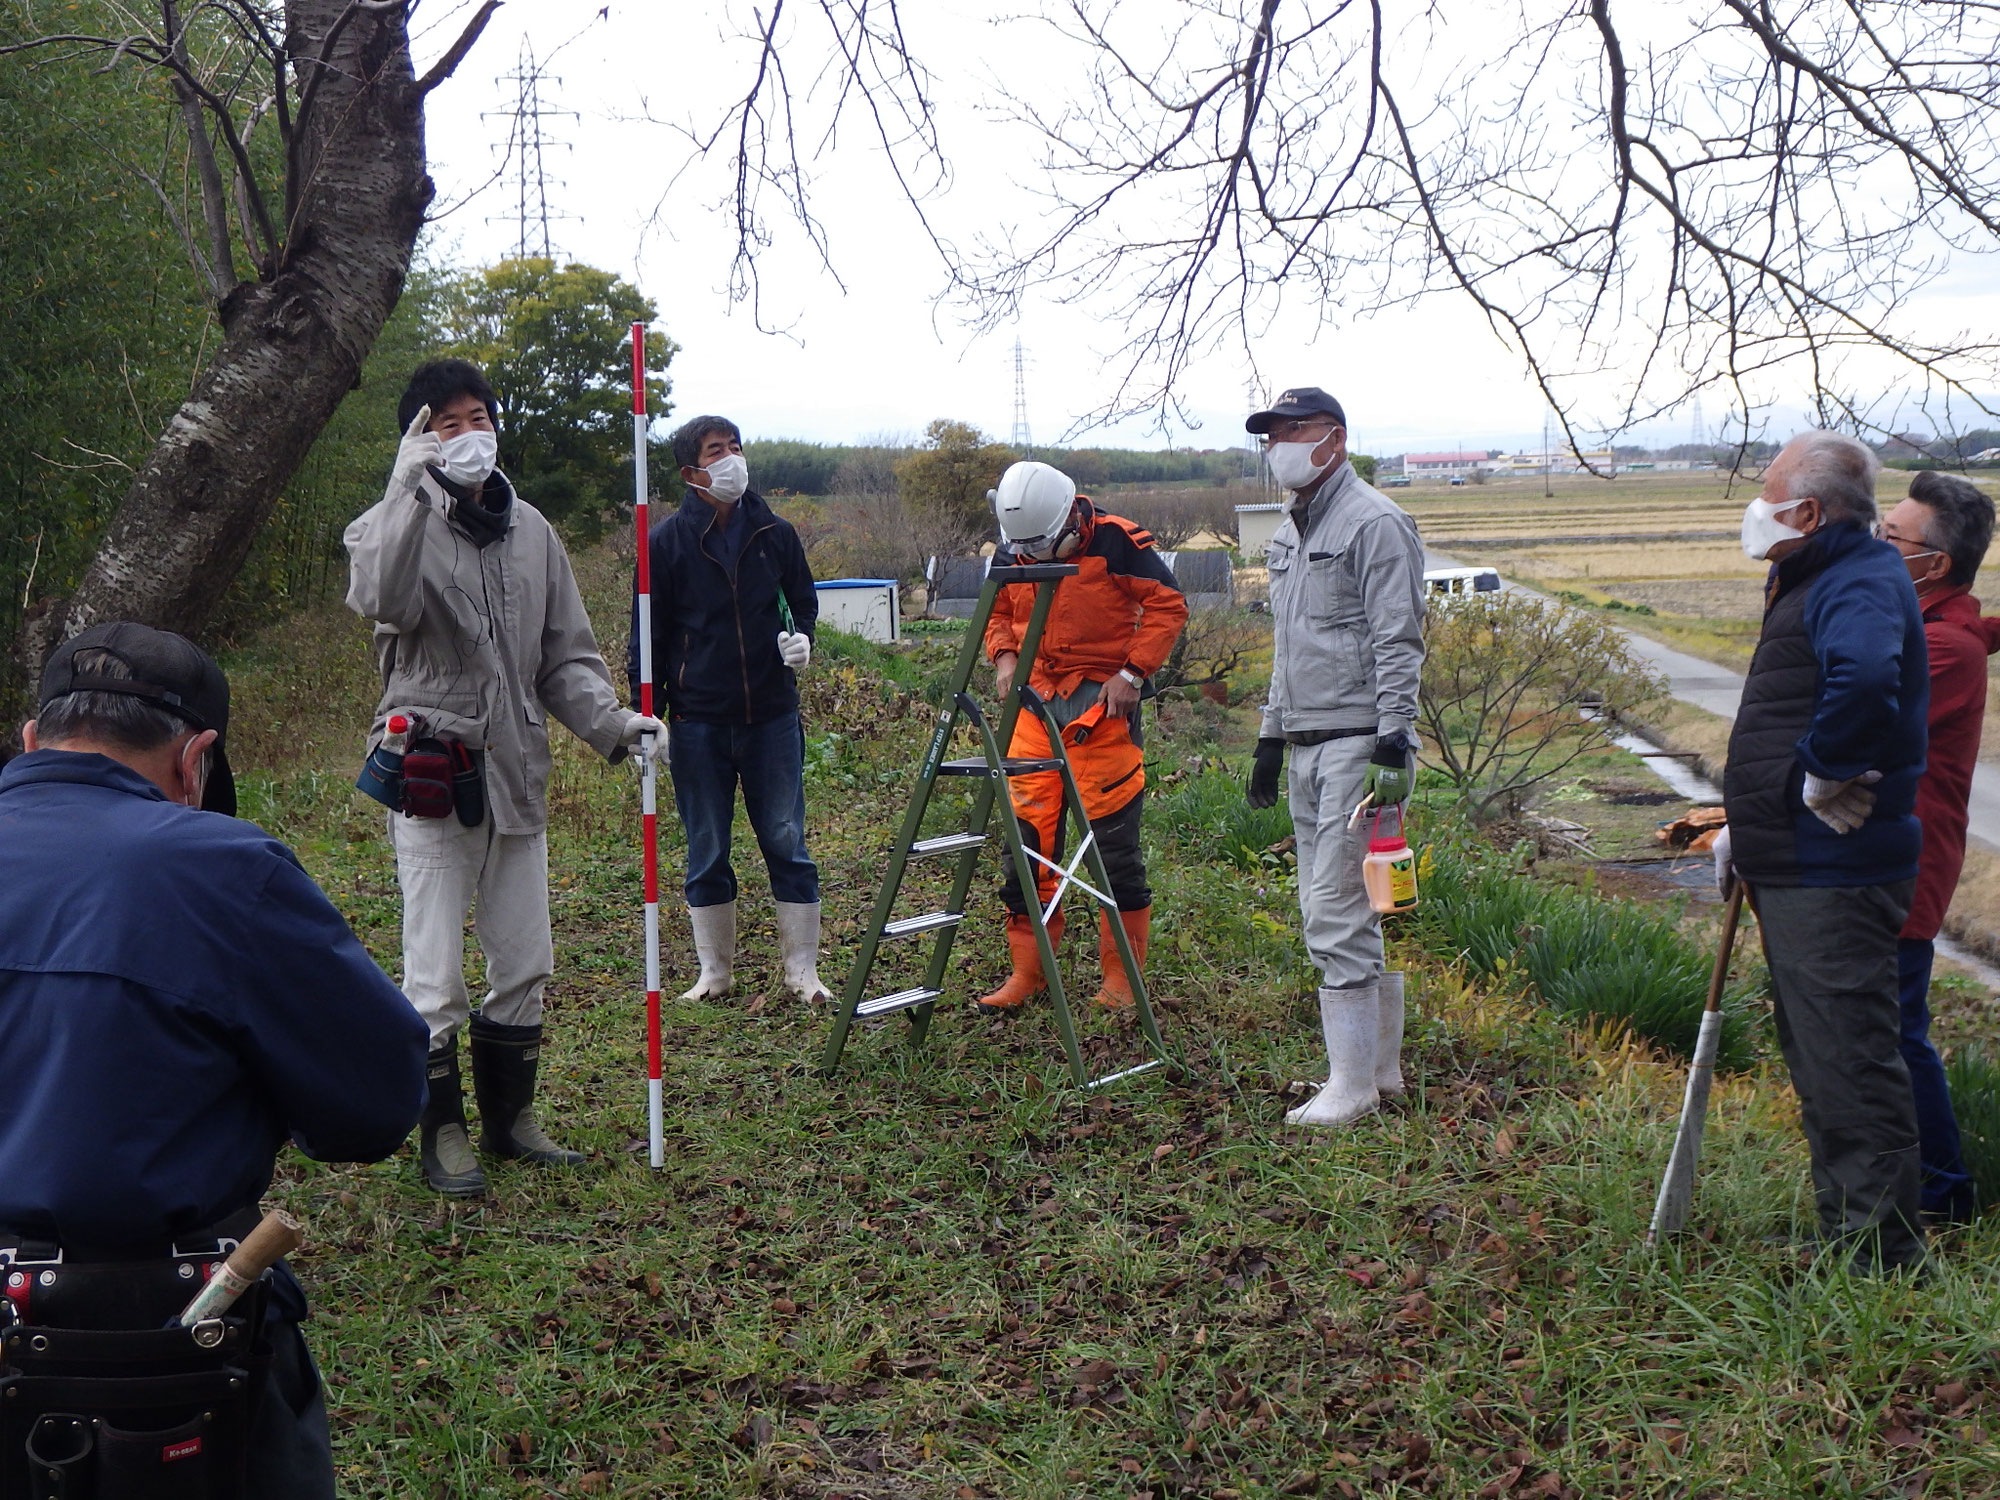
{"left": 1117, "top": 668, "right": 1144, "bottom": 689}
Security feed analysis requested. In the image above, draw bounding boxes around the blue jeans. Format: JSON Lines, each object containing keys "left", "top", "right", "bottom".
{"left": 668, "top": 712, "right": 819, "bottom": 907}
{"left": 1896, "top": 938, "right": 1977, "bottom": 1221}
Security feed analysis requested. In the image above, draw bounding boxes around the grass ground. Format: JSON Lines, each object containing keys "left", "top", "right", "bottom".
{"left": 230, "top": 548, "right": 2000, "bottom": 1499}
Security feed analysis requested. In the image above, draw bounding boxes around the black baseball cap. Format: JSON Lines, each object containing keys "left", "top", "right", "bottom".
{"left": 1246, "top": 386, "right": 1348, "bottom": 435}
{"left": 38, "top": 622, "right": 236, "bottom": 816}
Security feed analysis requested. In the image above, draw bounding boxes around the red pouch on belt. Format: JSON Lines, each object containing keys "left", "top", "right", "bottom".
{"left": 400, "top": 737, "right": 456, "bottom": 819}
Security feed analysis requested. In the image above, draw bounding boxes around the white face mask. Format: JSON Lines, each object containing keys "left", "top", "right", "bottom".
{"left": 438, "top": 429, "right": 498, "bottom": 487}
{"left": 698, "top": 453, "right": 749, "bottom": 504}
{"left": 1267, "top": 439, "right": 1335, "bottom": 491}
{"left": 1741, "top": 496, "right": 1808, "bottom": 561}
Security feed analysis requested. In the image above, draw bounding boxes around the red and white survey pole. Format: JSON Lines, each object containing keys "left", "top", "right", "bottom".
{"left": 632, "top": 322, "right": 664, "bottom": 1171}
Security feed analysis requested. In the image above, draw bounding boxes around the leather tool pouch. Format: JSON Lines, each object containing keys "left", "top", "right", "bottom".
{"left": 0, "top": 1260, "right": 266, "bottom": 1500}
{"left": 398, "top": 736, "right": 457, "bottom": 820}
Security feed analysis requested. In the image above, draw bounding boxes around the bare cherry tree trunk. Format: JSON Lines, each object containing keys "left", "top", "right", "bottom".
{"left": 18, "top": 0, "right": 488, "bottom": 675}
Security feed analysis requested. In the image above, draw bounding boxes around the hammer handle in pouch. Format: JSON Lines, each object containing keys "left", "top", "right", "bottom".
{"left": 176, "top": 1210, "right": 304, "bottom": 1327}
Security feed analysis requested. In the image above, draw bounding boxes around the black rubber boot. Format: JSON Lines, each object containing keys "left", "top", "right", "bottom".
{"left": 419, "top": 1040, "right": 488, "bottom": 1197}
{"left": 468, "top": 1015, "right": 586, "bottom": 1165}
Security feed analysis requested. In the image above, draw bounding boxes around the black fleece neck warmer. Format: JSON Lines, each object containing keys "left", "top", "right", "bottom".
{"left": 437, "top": 470, "right": 514, "bottom": 548}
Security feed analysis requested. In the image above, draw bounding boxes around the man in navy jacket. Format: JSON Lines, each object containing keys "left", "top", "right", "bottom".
{"left": 1716, "top": 431, "right": 1929, "bottom": 1273}
{"left": 0, "top": 622, "right": 427, "bottom": 1495}
{"left": 630, "top": 415, "right": 824, "bottom": 1005}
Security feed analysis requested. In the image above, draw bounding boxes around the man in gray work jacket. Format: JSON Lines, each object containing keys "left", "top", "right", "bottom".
{"left": 1245, "top": 388, "right": 1426, "bottom": 1128}
{"left": 345, "top": 359, "right": 662, "bottom": 1196}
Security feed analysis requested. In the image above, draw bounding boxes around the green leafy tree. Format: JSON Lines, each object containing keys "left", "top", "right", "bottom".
{"left": 745, "top": 439, "right": 847, "bottom": 495}
{"left": 437, "top": 259, "right": 678, "bottom": 539}
{"left": 0, "top": 27, "right": 213, "bottom": 676}
{"left": 894, "top": 419, "right": 1016, "bottom": 531}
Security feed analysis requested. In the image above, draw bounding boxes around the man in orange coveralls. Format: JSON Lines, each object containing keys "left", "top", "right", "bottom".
{"left": 978, "top": 460, "right": 1189, "bottom": 1011}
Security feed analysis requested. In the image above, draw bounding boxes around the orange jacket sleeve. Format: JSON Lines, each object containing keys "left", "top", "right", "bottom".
{"left": 1098, "top": 517, "right": 1188, "bottom": 677}
{"left": 984, "top": 570, "right": 1029, "bottom": 660}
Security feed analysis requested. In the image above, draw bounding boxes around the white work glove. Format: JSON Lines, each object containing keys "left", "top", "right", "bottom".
{"left": 1802, "top": 769, "right": 1882, "bottom": 835}
{"left": 777, "top": 631, "right": 811, "bottom": 671}
{"left": 1712, "top": 824, "right": 1734, "bottom": 899}
{"left": 621, "top": 713, "right": 664, "bottom": 757}
{"left": 391, "top": 404, "right": 443, "bottom": 498}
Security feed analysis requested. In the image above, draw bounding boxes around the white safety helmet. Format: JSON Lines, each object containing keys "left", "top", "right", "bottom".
{"left": 992, "top": 461, "right": 1081, "bottom": 560}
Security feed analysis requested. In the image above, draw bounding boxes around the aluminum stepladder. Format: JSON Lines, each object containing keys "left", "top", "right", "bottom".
{"left": 820, "top": 561, "right": 1173, "bottom": 1088}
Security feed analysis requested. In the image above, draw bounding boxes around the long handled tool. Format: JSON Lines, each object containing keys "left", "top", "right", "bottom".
{"left": 177, "top": 1210, "right": 304, "bottom": 1327}
{"left": 1645, "top": 881, "right": 1744, "bottom": 1244}
{"left": 631, "top": 322, "right": 664, "bottom": 1172}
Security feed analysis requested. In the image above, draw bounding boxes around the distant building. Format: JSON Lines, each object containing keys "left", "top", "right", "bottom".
{"left": 1235, "top": 502, "right": 1286, "bottom": 555}
{"left": 1500, "top": 447, "right": 1617, "bottom": 474}
{"left": 1403, "top": 450, "right": 1489, "bottom": 476}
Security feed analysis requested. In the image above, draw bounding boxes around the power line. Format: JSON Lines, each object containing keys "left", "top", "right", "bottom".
{"left": 1011, "top": 338, "right": 1032, "bottom": 454}
{"left": 484, "top": 39, "right": 576, "bottom": 260}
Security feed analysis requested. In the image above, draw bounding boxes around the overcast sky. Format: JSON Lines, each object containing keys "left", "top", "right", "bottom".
{"left": 413, "top": 1, "right": 2000, "bottom": 455}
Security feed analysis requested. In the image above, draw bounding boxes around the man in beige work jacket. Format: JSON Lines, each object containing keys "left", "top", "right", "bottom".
{"left": 345, "top": 359, "right": 660, "bottom": 1197}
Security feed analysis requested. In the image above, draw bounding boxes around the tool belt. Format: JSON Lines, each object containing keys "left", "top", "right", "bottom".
{"left": 356, "top": 718, "right": 486, "bottom": 827}
{"left": 0, "top": 1215, "right": 269, "bottom": 1500}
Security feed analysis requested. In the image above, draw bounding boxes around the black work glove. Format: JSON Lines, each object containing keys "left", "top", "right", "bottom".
{"left": 1247, "top": 737, "right": 1285, "bottom": 809}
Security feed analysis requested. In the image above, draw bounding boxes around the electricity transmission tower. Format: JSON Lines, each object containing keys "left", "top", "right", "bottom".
{"left": 485, "top": 40, "right": 575, "bottom": 260}
{"left": 1010, "top": 338, "right": 1033, "bottom": 454}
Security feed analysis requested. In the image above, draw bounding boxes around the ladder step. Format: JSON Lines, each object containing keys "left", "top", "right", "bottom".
{"left": 1086, "top": 1059, "right": 1167, "bottom": 1090}
{"left": 910, "top": 832, "right": 986, "bottom": 858}
{"left": 882, "top": 911, "right": 963, "bottom": 939}
{"left": 938, "top": 756, "right": 1065, "bottom": 777}
{"left": 856, "top": 986, "right": 944, "bottom": 1019}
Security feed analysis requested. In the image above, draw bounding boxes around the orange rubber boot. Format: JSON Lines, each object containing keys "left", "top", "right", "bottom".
{"left": 1093, "top": 907, "right": 1151, "bottom": 1010}
{"left": 977, "top": 910, "right": 1063, "bottom": 1011}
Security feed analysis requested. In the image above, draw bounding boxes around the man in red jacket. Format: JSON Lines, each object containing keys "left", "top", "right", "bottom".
{"left": 1877, "top": 468, "right": 2000, "bottom": 1223}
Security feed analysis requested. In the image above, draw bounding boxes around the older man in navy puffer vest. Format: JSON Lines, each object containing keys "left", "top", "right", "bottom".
{"left": 1714, "top": 429, "right": 1929, "bottom": 1274}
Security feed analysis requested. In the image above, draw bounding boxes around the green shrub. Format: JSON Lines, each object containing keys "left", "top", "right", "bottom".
{"left": 1413, "top": 841, "right": 1755, "bottom": 1067}
{"left": 1946, "top": 1046, "right": 2000, "bottom": 1214}
{"left": 810, "top": 626, "right": 965, "bottom": 703}
{"left": 1152, "top": 765, "right": 1295, "bottom": 871}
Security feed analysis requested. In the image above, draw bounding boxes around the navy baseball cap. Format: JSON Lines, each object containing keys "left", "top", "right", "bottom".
{"left": 1246, "top": 386, "right": 1347, "bottom": 435}
{"left": 38, "top": 621, "right": 237, "bottom": 816}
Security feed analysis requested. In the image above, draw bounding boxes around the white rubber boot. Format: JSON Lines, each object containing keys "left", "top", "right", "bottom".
{"left": 775, "top": 900, "right": 829, "bottom": 1002}
{"left": 1285, "top": 980, "right": 1381, "bottom": 1128}
{"left": 680, "top": 901, "right": 736, "bottom": 1000}
{"left": 1375, "top": 970, "right": 1407, "bottom": 1096}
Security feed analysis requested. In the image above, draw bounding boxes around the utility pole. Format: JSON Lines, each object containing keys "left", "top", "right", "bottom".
{"left": 1542, "top": 412, "right": 1553, "bottom": 499}
{"left": 485, "top": 39, "right": 576, "bottom": 260}
{"left": 1010, "top": 338, "right": 1032, "bottom": 455}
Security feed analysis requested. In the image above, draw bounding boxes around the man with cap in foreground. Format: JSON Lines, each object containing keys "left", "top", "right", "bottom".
{"left": 1245, "top": 388, "right": 1426, "bottom": 1128}
{"left": 979, "top": 460, "right": 1188, "bottom": 1011}
{"left": 0, "top": 623, "right": 428, "bottom": 1496}
{"left": 346, "top": 358, "right": 662, "bottom": 1196}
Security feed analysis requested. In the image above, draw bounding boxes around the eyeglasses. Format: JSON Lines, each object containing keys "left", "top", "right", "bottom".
{"left": 1872, "top": 521, "right": 1944, "bottom": 563}
{"left": 1261, "top": 419, "right": 1338, "bottom": 446}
